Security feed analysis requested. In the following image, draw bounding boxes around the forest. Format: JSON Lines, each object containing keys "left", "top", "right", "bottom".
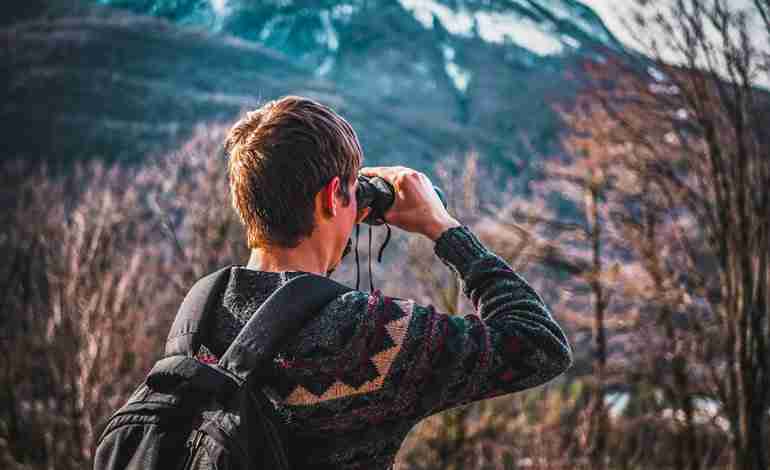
{"left": 1, "top": 1, "right": 769, "bottom": 469}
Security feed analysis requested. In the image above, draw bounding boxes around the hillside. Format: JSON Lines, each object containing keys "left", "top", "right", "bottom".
{"left": 2, "top": 0, "right": 623, "bottom": 180}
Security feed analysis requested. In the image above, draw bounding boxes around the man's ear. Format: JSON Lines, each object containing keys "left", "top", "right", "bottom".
{"left": 319, "top": 176, "right": 340, "bottom": 217}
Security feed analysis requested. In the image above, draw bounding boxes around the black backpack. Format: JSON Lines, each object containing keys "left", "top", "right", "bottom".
{"left": 93, "top": 266, "right": 352, "bottom": 470}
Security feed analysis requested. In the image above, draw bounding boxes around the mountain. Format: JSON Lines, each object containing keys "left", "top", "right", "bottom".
{"left": 2, "top": 0, "right": 623, "bottom": 180}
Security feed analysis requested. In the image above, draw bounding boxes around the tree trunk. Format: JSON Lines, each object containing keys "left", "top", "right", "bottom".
{"left": 587, "top": 183, "right": 608, "bottom": 470}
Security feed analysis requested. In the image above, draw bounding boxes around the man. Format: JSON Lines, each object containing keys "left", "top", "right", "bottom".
{"left": 210, "top": 95, "right": 572, "bottom": 469}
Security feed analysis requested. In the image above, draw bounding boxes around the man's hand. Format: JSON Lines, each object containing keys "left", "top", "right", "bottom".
{"left": 359, "top": 166, "right": 460, "bottom": 240}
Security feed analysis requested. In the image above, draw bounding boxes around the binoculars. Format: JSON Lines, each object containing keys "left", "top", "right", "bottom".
{"left": 355, "top": 175, "right": 447, "bottom": 226}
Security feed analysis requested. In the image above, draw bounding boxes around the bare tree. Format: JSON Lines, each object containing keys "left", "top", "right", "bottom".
{"left": 559, "top": 1, "right": 770, "bottom": 468}
{"left": 0, "top": 124, "right": 248, "bottom": 469}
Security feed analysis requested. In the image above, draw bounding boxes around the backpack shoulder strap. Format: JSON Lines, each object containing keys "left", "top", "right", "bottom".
{"left": 164, "top": 266, "right": 232, "bottom": 357}
{"left": 218, "top": 273, "right": 353, "bottom": 383}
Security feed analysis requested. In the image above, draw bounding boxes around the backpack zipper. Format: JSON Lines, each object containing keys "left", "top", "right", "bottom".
{"left": 180, "top": 430, "right": 204, "bottom": 470}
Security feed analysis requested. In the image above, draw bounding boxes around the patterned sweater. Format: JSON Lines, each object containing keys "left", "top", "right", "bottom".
{"left": 204, "top": 226, "right": 573, "bottom": 469}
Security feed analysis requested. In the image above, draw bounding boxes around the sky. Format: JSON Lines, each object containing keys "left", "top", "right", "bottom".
{"left": 585, "top": 0, "right": 766, "bottom": 56}
{"left": 585, "top": 0, "right": 768, "bottom": 87}
{"left": 581, "top": 0, "right": 635, "bottom": 46}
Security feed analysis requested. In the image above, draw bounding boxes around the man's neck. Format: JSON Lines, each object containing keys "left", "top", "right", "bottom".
{"left": 246, "top": 238, "right": 332, "bottom": 276}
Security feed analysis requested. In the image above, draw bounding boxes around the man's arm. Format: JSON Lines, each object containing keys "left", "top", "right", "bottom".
{"left": 270, "top": 224, "right": 572, "bottom": 429}
{"left": 269, "top": 167, "right": 571, "bottom": 430}
{"left": 409, "top": 224, "right": 572, "bottom": 416}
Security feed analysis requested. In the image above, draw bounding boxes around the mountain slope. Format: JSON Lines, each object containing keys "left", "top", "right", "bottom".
{"left": 2, "top": 0, "right": 623, "bottom": 182}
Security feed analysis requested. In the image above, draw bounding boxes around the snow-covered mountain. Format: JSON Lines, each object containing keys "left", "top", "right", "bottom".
{"left": 3, "top": 0, "right": 624, "bottom": 179}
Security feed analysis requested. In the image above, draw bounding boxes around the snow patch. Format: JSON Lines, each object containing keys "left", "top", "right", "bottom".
{"left": 260, "top": 17, "right": 281, "bottom": 41}
{"left": 210, "top": 0, "right": 229, "bottom": 17}
{"left": 319, "top": 10, "right": 339, "bottom": 51}
{"left": 442, "top": 44, "right": 470, "bottom": 92}
{"left": 475, "top": 11, "right": 563, "bottom": 54}
{"left": 534, "top": 0, "right": 612, "bottom": 43}
{"left": 399, "top": 0, "right": 475, "bottom": 35}
{"left": 647, "top": 66, "right": 666, "bottom": 82}
{"left": 399, "top": 0, "right": 564, "bottom": 55}
{"left": 317, "top": 56, "right": 334, "bottom": 77}
{"left": 446, "top": 62, "right": 471, "bottom": 92}
{"left": 442, "top": 44, "right": 455, "bottom": 61}
{"left": 561, "top": 34, "right": 581, "bottom": 49}
{"left": 208, "top": 0, "right": 230, "bottom": 31}
{"left": 332, "top": 4, "right": 355, "bottom": 20}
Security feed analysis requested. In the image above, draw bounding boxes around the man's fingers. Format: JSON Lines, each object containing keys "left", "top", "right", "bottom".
{"left": 359, "top": 166, "right": 412, "bottom": 184}
{"left": 359, "top": 166, "right": 392, "bottom": 177}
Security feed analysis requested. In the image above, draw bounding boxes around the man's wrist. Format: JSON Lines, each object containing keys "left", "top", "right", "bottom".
{"left": 423, "top": 217, "right": 462, "bottom": 241}
{"left": 434, "top": 225, "right": 490, "bottom": 279}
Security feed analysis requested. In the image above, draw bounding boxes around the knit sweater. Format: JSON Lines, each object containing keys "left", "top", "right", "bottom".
{"left": 203, "top": 225, "right": 573, "bottom": 469}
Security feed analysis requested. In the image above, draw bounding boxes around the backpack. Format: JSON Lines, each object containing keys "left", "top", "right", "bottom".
{"left": 93, "top": 266, "right": 352, "bottom": 470}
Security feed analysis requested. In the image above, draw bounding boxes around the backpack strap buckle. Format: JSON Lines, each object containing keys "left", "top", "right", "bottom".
{"left": 146, "top": 355, "right": 239, "bottom": 398}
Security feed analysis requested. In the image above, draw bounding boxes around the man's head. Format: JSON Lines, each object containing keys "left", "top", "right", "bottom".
{"left": 225, "top": 96, "right": 363, "bottom": 264}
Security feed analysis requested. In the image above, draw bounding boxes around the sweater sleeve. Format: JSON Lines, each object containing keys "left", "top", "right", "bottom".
{"left": 412, "top": 225, "right": 572, "bottom": 415}
{"left": 270, "top": 225, "right": 572, "bottom": 429}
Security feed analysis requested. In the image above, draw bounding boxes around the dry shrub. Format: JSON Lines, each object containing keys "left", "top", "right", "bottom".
{"left": 1, "top": 120, "right": 738, "bottom": 470}
{"left": 0, "top": 124, "right": 246, "bottom": 469}
{"left": 2, "top": 133, "right": 577, "bottom": 470}
{"left": 393, "top": 153, "right": 577, "bottom": 470}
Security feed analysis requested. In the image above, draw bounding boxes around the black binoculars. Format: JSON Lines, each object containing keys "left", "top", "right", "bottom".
{"left": 355, "top": 175, "right": 447, "bottom": 226}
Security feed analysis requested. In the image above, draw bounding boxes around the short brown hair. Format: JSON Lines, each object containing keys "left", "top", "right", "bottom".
{"left": 225, "top": 96, "right": 363, "bottom": 248}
